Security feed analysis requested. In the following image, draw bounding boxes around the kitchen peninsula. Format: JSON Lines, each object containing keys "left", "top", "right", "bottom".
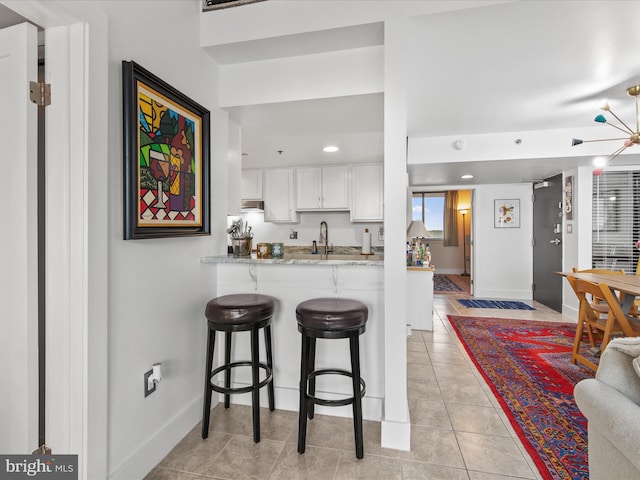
{"left": 200, "top": 253, "right": 384, "bottom": 421}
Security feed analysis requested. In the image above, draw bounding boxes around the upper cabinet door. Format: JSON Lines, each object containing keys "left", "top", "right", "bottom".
{"left": 321, "top": 165, "right": 349, "bottom": 210}
{"left": 296, "top": 165, "right": 349, "bottom": 211}
{"left": 263, "top": 168, "right": 297, "bottom": 223}
{"left": 296, "top": 167, "right": 322, "bottom": 209}
{"left": 241, "top": 169, "right": 263, "bottom": 200}
{"left": 350, "top": 164, "right": 383, "bottom": 222}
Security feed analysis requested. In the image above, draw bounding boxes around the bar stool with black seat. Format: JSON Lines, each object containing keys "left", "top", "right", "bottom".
{"left": 202, "top": 293, "right": 275, "bottom": 443}
{"left": 296, "top": 297, "right": 368, "bottom": 459}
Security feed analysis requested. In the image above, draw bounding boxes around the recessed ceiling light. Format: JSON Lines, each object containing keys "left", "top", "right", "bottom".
{"left": 323, "top": 146, "right": 339, "bottom": 153}
{"left": 461, "top": 174, "right": 474, "bottom": 179}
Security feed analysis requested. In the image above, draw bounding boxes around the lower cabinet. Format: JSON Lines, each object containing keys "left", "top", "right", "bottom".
{"left": 406, "top": 267, "right": 434, "bottom": 331}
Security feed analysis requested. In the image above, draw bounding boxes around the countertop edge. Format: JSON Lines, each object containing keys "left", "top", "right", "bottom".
{"left": 200, "top": 255, "right": 384, "bottom": 266}
{"left": 407, "top": 266, "right": 436, "bottom": 271}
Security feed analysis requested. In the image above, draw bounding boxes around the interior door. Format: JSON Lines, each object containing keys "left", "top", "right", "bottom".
{"left": 533, "top": 174, "right": 563, "bottom": 312}
{"left": 0, "top": 22, "right": 39, "bottom": 453}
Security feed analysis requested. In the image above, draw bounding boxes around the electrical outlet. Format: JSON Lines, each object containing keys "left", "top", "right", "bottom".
{"left": 144, "top": 369, "right": 156, "bottom": 397}
{"left": 378, "top": 226, "right": 384, "bottom": 241}
{"left": 289, "top": 230, "right": 298, "bottom": 239}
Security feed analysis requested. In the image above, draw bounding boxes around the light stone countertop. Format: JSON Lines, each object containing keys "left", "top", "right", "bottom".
{"left": 200, "top": 253, "right": 384, "bottom": 266}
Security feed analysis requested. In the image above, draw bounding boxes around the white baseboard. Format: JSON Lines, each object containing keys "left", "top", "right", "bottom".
{"left": 473, "top": 288, "right": 532, "bottom": 300}
{"left": 108, "top": 396, "right": 202, "bottom": 480}
{"left": 381, "top": 418, "right": 411, "bottom": 451}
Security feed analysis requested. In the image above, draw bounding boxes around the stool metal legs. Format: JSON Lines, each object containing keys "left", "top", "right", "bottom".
{"left": 297, "top": 332, "right": 364, "bottom": 459}
{"left": 250, "top": 328, "right": 260, "bottom": 443}
{"left": 264, "top": 325, "right": 275, "bottom": 411}
{"left": 202, "top": 324, "right": 275, "bottom": 443}
{"left": 202, "top": 328, "right": 216, "bottom": 439}
{"left": 297, "top": 334, "right": 310, "bottom": 454}
{"left": 349, "top": 335, "right": 364, "bottom": 459}
{"left": 224, "top": 332, "right": 232, "bottom": 408}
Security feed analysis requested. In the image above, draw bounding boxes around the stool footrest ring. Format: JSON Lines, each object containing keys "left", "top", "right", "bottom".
{"left": 209, "top": 361, "right": 273, "bottom": 395}
{"left": 304, "top": 368, "right": 366, "bottom": 407}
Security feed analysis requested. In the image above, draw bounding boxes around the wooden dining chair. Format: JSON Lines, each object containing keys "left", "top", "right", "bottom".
{"left": 569, "top": 276, "right": 640, "bottom": 372}
{"left": 570, "top": 268, "right": 625, "bottom": 350}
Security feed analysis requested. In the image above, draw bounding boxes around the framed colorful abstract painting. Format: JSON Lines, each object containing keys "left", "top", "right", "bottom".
{"left": 494, "top": 199, "right": 520, "bottom": 228}
{"left": 122, "top": 61, "right": 210, "bottom": 240}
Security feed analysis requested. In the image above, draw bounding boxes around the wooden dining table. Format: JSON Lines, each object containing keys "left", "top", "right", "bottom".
{"left": 557, "top": 271, "right": 640, "bottom": 320}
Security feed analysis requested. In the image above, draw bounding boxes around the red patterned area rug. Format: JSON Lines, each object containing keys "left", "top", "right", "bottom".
{"left": 448, "top": 315, "right": 596, "bottom": 480}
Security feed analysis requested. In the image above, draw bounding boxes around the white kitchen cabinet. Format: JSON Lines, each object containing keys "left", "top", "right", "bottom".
{"left": 241, "top": 169, "right": 262, "bottom": 200}
{"left": 263, "top": 167, "right": 297, "bottom": 223}
{"left": 350, "top": 163, "right": 383, "bottom": 222}
{"left": 296, "top": 165, "right": 349, "bottom": 210}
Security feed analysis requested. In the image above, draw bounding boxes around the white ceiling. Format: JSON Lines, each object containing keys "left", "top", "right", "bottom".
{"left": 219, "top": 1, "right": 640, "bottom": 186}
{"left": 0, "top": 3, "right": 27, "bottom": 29}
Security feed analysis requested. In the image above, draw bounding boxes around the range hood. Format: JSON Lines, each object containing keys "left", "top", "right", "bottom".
{"left": 241, "top": 200, "right": 264, "bottom": 212}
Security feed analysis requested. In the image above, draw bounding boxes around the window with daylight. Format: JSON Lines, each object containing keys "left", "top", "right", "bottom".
{"left": 412, "top": 192, "right": 445, "bottom": 239}
{"left": 592, "top": 170, "right": 640, "bottom": 273}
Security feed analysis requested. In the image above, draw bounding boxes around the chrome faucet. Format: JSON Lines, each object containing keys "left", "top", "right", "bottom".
{"left": 319, "top": 221, "right": 332, "bottom": 255}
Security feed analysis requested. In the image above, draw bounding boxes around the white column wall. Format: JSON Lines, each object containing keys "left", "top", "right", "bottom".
{"left": 381, "top": 15, "right": 410, "bottom": 450}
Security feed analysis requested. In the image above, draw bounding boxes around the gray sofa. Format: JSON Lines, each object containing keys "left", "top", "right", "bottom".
{"left": 574, "top": 338, "right": 640, "bottom": 479}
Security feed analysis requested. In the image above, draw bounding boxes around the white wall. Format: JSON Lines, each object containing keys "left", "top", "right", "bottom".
{"left": 473, "top": 183, "right": 533, "bottom": 299}
{"left": 97, "top": 1, "right": 227, "bottom": 478}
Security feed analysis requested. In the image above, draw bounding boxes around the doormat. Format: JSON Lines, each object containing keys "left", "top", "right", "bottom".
{"left": 448, "top": 315, "right": 595, "bottom": 480}
{"left": 433, "top": 274, "right": 465, "bottom": 293}
{"left": 457, "top": 299, "right": 535, "bottom": 310}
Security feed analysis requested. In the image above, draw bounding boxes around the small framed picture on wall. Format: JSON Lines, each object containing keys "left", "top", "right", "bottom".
{"left": 494, "top": 199, "right": 520, "bottom": 228}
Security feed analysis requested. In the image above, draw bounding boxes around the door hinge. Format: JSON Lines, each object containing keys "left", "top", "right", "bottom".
{"left": 32, "top": 444, "right": 52, "bottom": 455}
{"left": 532, "top": 283, "right": 536, "bottom": 292}
{"left": 531, "top": 238, "right": 535, "bottom": 247}
{"left": 29, "top": 81, "right": 51, "bottom": 107}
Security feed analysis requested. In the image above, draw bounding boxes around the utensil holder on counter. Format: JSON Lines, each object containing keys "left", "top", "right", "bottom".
{"left": 232, "top": 237, "right": 252, "bottom": 257}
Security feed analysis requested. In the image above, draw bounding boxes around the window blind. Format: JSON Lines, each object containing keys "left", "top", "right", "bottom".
{"left": 592, "top": 170, "right": 640, "bottom": 273}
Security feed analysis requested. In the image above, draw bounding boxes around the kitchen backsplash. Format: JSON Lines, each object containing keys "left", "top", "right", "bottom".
{"left": 284, "top": 245, "right": 384, "bottom": 255}
{"left": 229, "top": 210, "right": 383, "bottom": 250}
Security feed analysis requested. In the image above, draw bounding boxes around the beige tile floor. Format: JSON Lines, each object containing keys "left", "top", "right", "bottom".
{"left": 146, "top": 292, "right": 574, "bottom": 480}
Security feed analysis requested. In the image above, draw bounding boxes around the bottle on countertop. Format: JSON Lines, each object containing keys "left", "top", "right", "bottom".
{"left": 425, "top": 243, "right": 432, "bottom": 267}
{"left": 312, "top": 240, "right": 318, "bottom": 254}
{"left": 414, "top": 241, "right": 422, "bottom": 266}
{"left": 406, "top": 242, "right": 413, "bottom": 266}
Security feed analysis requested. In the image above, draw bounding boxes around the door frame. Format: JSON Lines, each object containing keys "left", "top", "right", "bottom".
{"left": 2, "top": 1, "right": 109, "bottom": 477}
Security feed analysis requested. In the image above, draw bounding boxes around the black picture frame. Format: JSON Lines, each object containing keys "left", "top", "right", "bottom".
{"left": 122, "top": 60, "right": 210, "bottom": 240}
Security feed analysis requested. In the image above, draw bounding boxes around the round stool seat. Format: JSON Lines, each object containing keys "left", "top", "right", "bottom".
{"left": 296, "top": 298, "right": 367, "bottom": 332}
{"left": 205, "top": 294, "right": 274, "bottom": 330}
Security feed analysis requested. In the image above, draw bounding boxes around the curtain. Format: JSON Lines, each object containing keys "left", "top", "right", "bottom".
{"left": 443, "top": 190, "right": 459, "bottom": 246}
